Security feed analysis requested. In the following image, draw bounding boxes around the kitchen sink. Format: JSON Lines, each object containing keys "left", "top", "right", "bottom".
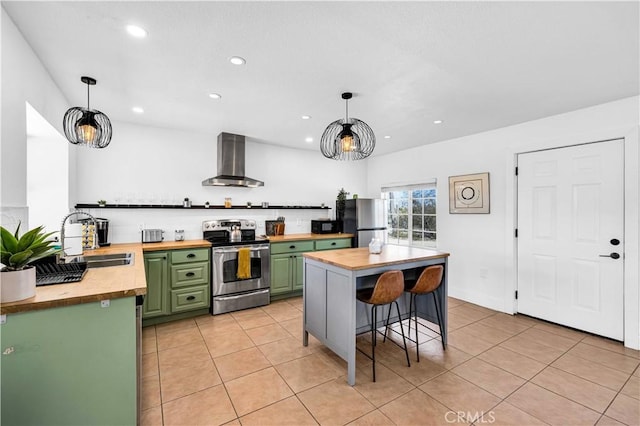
{"left": 66, "top": 252, "right": 134, "bottom": 268}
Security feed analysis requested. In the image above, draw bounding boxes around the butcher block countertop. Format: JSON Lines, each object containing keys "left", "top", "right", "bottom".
{"left": 268, "top": 233, "right": 353, "bottom": 242}
{"left": 303, "top": 245, "right": 450, "bottom": 271}
{"left": 0, "top": 240, "right": 212, "bottom": 315}
{"left": 137, "top": 239, "right": 212, "bottom": 251}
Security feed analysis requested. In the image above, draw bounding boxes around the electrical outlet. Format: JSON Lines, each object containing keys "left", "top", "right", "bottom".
{"left": 479, "top": 268, "right": 489, "bottom": 278}
{"left": 101, "top": 300, "right": 110, "bottom": 308}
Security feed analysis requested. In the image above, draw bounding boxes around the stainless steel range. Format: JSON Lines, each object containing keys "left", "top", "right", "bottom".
{"left": 203, "top": 219, "right": 270, "bottom": 315}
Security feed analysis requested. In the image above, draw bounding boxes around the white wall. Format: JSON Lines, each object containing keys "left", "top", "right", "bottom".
{"left": 75, "top": 121, "right": 367, "bottom": 242}
{"left": 1, "top": 7, "right": 75, "bottom": 229}
{"left": 4, "top": 4, "right": 637, "bottom": 347}
{"left": 367, "top": 96, "right": 640, "bottom": 348}
{"left": 26, "top": 103, "right": 69, "bottom": 233}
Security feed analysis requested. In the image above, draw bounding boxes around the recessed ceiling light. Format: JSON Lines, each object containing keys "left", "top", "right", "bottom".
{"left": 229, "top": 56, "right": 246, "bottom": 65}
{"left": 302, "top": 115, "right": 311, "bottom": 120}
{"left": 126, "top": 24, "right": 148, "bottom": 38}
{"left": 305, "top": 137, "right": 313, "bottom": 143}
{"left": 132, "top": 106, "right": 144, "bottom": 114}
{"left": 433, "top": 120, "right": 443, "bottom": 124}
{"left": 384, "top": 135, "right": 392, "bottom": 139}
{"left": 209, "top": 93, "right": 222, "bottom": 99}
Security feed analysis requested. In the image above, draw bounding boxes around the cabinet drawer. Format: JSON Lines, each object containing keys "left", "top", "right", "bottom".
{"left": 171, "top": 248, "right": 209, "bottom": 264}
{"left": 270, "top": 240, "right": 314, "bottom": 254}
{"left": 170, "top": 262, "right": 209, "bottom": 288}
{"left": 315, "top": 238, "right": 351, "bottom": 251}
{"left": 170, "top": 286, "right": 209, "bottom": 313}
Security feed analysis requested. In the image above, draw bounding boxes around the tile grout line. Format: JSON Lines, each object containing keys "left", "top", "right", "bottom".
{"left": 439, "top": 316, "right": 580, "bottom": 425}
{"left": 145, "top": 297, "right": 636, "bottom": 425}
{"left": 198, "top": 315, "right": 242, "bottom": 423}
{"left": 505, "top": 337, "right": 616, "bottom": 421}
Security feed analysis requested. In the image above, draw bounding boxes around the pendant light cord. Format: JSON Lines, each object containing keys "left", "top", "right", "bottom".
{"left": 86, "top": 81, "right": 91, "bottom": 110}
{"left": 345, "top": 98, "right": 349, "bottom": 123}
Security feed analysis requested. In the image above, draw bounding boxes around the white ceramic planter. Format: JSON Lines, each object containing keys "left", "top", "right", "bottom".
{"left": 1, "top": 267, "right": 36, "bottom": 303}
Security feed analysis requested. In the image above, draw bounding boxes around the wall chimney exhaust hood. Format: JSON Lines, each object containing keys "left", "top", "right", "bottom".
{"left": 202, "top": 132, "right": 264, "bottom": 188}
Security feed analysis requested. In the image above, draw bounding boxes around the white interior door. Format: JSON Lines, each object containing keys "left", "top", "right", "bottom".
{"left": 517, "top": 139, "right": 624, "bottom": 340}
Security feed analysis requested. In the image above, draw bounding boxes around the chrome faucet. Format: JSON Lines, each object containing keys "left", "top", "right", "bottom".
{"left": 60, "top": 211, "right": 98, "bottom": 256}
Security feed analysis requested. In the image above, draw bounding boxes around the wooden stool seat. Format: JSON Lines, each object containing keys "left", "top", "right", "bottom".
{"left": 356, "top": 270, "right": 410, "bottom": 382}
{"left": 404, "top": 265, "right": 445, "bottom": 361}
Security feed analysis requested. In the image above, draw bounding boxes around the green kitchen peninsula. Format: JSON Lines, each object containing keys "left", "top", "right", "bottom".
{"left": 0, "top": 243, "right": 148, "bottom": 425}
{"left": 0, "top": 240, "right": 209, "bottom": 425}
{"left": 302, "top": 245, "right": 450, "bottom": 386}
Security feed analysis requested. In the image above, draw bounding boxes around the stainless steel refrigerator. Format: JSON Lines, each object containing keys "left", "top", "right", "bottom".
{"left": 343, "top": 198, "right": 387, "bottom": 247}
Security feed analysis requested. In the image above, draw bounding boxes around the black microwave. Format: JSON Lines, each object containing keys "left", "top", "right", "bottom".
{"left": 311, "top": 220, "right": 339, "bottom": 234}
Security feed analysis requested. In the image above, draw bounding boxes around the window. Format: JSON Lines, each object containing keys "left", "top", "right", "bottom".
{"left": 382, "top": 182, "right": 437, "bottom": 248}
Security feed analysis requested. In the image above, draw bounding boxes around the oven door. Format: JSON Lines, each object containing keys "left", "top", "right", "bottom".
{"left": 212, "top": 243, "right": 270, "bottom": 296}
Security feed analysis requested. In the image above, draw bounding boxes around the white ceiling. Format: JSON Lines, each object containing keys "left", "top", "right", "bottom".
{"left": 4, "top": 1, "right": 638, "bottom": 156}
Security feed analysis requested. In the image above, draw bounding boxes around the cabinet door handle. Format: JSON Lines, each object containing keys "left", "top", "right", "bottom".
{"left": 187, "top": 253, "right": 196, "bottom": 258}
{"left": 186, "top": 295, "right": 196, "bottom": 301}
{"left": 289, "top": 245, "right": 296, "bottom": 249}
{"left": 186, "top": 272, "right": 195, "bottom": 277}
{"left": 331, "top": 242, "right": 336, "bottom": 246}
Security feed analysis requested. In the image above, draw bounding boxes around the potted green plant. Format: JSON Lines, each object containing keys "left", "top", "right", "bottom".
{"left": 1, "top": 223, "right": 60, "bottom": 303}
{"left": 336, "top": 188, "right": 349, "bottom": 232}
{"left": 97, "top": 199, "right": 107, "bottom": 207}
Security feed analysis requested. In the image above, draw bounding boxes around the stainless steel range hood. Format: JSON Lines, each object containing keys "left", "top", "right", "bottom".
{"left": 202, "top": 132, "right": 264, "bottom": 188}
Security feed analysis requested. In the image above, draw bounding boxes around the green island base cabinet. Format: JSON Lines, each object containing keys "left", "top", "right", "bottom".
{"left": 143, "top": 247, "right": 210, "bottom": 325}
{"left": 270, "top": 237, "right": 351, "bottom": 300}
{"left": 1, "top": 297, "right": 136, "bottom": 425}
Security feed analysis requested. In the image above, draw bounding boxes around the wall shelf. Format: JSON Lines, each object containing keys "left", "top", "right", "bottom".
{"left": 75, "top": 204, "right": 331, "bottom": 210}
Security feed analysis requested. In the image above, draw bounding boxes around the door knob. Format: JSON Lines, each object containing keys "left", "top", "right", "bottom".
{"left": 599, "top": 252, "right": 621, "bottom": 259}
{"left": 610, "top": 239, "right": 620, "bottom": 246}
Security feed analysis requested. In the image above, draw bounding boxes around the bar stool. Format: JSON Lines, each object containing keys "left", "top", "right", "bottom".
{"left": 356, "top": 270, "right": 411, "bottom": 382}
{"left": 404, "top": 265, "right": 445, "bottom": 361}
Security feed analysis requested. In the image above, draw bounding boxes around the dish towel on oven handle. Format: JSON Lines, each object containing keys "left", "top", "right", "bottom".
{"left": 237, "top": 247, "right": 251, "bottom": 279}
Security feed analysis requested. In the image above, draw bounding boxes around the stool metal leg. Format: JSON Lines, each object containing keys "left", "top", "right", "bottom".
{"left": 371, "top": 304, "right": 377, "bottom": 382}
{"left": 407, "top": 292, "right": 413, "bottom": 335}
{"left": 383, "top": 302, "right": 393, "bottom": 343}
{"left": 432, "top": 291, "right": 445, "bottom": 350}
{"left": 412, "top": 293, "right": 420, "bottom": 362}
{"left": 394, "top": 300, "right": 411, "bottom": 368}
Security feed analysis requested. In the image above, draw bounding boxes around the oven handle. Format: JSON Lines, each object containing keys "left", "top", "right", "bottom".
{"left": 215, "top": 288, "right": 270, "bottom": 301}
{"left": 213, "top": 245, "right": 269, "bottom": 254}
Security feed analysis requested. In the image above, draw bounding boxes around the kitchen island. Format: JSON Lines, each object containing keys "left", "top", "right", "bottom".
{"left": 302, "top": 245, "right": 450, "bottom": 386}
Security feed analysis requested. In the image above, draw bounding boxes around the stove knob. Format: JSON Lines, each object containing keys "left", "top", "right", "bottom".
{"left": 204, "top": 223, "right": 210, "bottom": 229}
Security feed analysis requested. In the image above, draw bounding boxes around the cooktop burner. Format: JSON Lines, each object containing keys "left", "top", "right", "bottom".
{"left": 202, "top": 219, "right": 267, "bottom": 246}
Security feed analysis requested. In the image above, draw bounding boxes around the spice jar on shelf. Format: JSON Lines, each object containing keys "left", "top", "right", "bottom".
{"left": 224, "top": 197, "right": 232, "bottom": 208}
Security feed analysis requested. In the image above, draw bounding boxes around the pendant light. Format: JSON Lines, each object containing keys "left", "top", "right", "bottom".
{"left": 320, "top": 92, "right": 375, "bottom": 160}
{"left": 63, "top": 76, "right": 112, "bottom": 148}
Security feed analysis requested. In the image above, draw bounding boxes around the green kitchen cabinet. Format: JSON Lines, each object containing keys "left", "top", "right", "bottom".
{"left": 270, "top": 237, "right": 351, "bottom": 299}
{"left": 143, "top": 251, "right": 169, "bottom": 318}
{"left": 143, "top": 248, "right": 210, "bottom": 325}
{"left": 315, "top": 238, "right": 352, "bottom": 251}
{"left": 271, "top": 253, "right": 294, "bottom": 295}
{"left": 1, "top": 298, "right": 136, "bottom": 425}
{"left": 271, "top": 252, "right": 305, "bottom": 295}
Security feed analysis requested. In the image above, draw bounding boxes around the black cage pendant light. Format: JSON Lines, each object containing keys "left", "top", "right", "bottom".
{"left": 320, "top": 92, "right": 375, "bottom": 160}
{"left": 63, "top": 76, "right": 112, "bottom": 148}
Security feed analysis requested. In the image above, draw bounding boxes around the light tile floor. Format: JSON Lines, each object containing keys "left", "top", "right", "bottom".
{"left": 141, "top": 297, "right": 640, "bottom": 426}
